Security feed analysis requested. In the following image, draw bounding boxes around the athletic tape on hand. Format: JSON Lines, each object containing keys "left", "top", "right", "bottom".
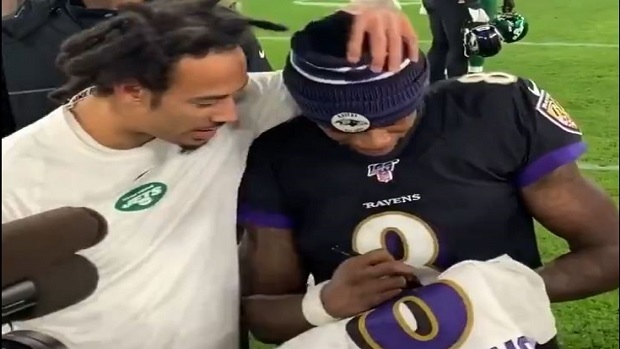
{"left": 301, "top": 280, "right": 339, "bottom": 326}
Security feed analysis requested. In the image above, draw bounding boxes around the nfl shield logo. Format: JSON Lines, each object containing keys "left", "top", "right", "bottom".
{"left": 367, "top": 159, "right": 400, "bottom": 183}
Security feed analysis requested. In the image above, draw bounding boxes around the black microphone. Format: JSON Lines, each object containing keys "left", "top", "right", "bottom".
{"left": 2, "top": 207, "right": 107, "bottom": 288}
{"left": 2, "top": 254, "right": 99, "bottom": 324}
{"left": 2, "top": 329, "right": 67, "bottom": 349}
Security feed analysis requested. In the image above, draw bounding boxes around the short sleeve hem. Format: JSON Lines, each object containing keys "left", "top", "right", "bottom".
{"left": 516, "top": 141, "right": 586, "bottom": 187}
{"left": 238, "top": 204, "right": 294, "bottom": 229}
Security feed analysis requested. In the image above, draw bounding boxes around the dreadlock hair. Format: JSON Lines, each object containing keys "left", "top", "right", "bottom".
{"left": 50, "top": 0, "right": 286, "bottom": 105}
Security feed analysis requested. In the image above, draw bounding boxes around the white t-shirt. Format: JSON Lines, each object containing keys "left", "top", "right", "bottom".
{"left": 279, "top": 256, "right": 557, "bottom": 349}
{"left": 1, "top": 72, "right": 299, "bottom": 349}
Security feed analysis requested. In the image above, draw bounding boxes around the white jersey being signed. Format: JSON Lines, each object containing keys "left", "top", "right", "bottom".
{"left": 1, "top": 72, "right": 298, "bottom": 349}
{"left": 279, "top": 256, "right": 557, "bottom": 349}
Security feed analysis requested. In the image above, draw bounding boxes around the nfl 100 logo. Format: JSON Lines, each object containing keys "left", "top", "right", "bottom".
{"left": 367, "top": 159, "right": 400, "bottom": 183}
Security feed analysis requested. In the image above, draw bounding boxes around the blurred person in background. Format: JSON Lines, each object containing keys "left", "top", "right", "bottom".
{"left": 2, "top": 0, "right": 24, "bottom": 17}
{"left": 422, "top": 0, "right": 490, "bottom": 82}
{"left": 422, "top": 0, "right": 518, "bottom": 82}
{"left": 1, "top": 0, "right": 272, "bottom": 136}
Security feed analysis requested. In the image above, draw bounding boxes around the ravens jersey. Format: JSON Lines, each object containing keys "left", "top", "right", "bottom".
{"left": 238, "top": 72, "right": 581, "bottom": 348}
{"left": 279, "top": 256, "right": 557, "bottom": 349}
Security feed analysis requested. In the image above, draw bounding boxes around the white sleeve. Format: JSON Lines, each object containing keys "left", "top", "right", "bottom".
{"left": 2, "top": 137, "right": 38, "bottom": 224}
{"left": 2, "top": 204, "right": 12, "bottom": 224}
{"left": 2, "top": 173, "right": 25, "bottom": 224}
{"left": 238, "top": 71, "right": 300, "bottom": 138}
{"left": 2, "top": 142, "right": 17, "bottom": 224}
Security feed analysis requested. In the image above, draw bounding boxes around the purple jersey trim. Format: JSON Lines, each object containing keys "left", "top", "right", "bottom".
{"left": 237, "top": 204, "right": 294, "bottom": 229}
{"left": 517, "top": 141, "right": 586, "bottom": 187}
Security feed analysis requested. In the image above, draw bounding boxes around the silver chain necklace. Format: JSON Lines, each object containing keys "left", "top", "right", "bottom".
{"left": 65, "top": 86, "right": 97, "bottom": 111}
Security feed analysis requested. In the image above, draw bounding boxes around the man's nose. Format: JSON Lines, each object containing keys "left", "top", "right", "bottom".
{"left": 210, "top": 97, "right": 238, "bottom": 123}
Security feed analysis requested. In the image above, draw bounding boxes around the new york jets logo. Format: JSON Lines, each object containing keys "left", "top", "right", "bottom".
{"left": 511, "top": 25, "right": 524, "bottom": 40}
{"left": 115, "top": 182, "right": 168, "bottom": 212}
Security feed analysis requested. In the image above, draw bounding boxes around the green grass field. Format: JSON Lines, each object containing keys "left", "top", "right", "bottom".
{"left": 245, "top": 0, "right": 619, "bottom": 347}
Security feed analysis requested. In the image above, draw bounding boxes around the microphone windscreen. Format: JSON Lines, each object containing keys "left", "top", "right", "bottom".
{"left": 2, "top": 207, "right": 107, "bottom": 288}
{"left": 20, "top": 254, "right": 99, "bottom": 321}
{"left": 2, "top": 330, "right": 68, "bottom": 349}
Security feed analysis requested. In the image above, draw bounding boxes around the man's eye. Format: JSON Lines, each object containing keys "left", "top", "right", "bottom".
{"left": 233, "top": 91, "right": 247, "bottom": 103}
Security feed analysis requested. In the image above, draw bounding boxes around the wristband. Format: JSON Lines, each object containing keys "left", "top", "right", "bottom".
{"left": 301, "top": 280, "right": 339, "bottom": 326}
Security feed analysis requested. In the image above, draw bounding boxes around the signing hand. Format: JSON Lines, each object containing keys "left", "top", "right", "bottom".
{"left": 321, "top": 249, "right": 416, "bottom": 318}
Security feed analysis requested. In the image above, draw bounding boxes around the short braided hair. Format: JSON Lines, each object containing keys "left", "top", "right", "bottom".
{"left": 50, "top": 0, "right": 286, "bottom": 103}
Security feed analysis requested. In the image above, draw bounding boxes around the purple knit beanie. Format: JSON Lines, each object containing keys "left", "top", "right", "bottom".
{"left": 282, "top": 11, "right": 429, "bottom": 133}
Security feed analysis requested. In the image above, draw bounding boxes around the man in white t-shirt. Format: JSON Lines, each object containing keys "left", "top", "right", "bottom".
{"left": 1, "top": 0, "right": 417, "bottom": 348}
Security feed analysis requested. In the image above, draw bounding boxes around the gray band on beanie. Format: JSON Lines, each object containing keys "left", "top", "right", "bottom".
{"left": 282, "top": 11, "right": 429, "bottom": 133}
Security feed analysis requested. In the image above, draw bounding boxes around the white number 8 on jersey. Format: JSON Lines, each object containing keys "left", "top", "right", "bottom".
{"left": 351, "top": 211, "right": 442, "bottom": 284}
{"left": 348, "top": 212, "right": 473, "bottom": 349}
{"left": 457, "top": 72, "right": 518, "bottom": 85}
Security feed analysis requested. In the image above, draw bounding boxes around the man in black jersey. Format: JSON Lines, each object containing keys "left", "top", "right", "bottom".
{"left": 237, "top": 11, "right": 619, "bottom": 349}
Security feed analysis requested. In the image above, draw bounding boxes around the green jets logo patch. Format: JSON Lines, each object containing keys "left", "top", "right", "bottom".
{"left": 115, "top": 182, "right": 168, "bottom": 212}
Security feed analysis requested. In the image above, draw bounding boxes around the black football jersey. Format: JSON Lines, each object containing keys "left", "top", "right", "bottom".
{"left": 238, "top": 73, "right": 585, "bottom": 285}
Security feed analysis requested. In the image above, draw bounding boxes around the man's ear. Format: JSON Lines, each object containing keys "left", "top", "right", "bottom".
{"left": 113, "top": 81, "right": 147, "bottom": 106}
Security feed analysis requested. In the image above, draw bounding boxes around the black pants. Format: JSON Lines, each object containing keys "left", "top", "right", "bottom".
{"left": 423, "top": 0, "right": 470, "bottom": 82}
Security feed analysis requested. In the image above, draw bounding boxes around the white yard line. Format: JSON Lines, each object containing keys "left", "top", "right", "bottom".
{"left": 257, "top": 36, "right": 619, "bottom": 48}
{"left": 578, "top": 162, "right": 620, "bottom": 171}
